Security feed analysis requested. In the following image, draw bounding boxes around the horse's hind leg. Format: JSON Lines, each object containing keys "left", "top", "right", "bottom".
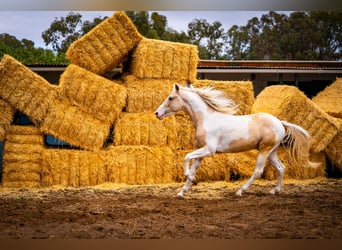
{"left": 236, "top": 150, "right": 269, "bottom": 196}
{"left": 268, "top": 151, "right": 285, "bottom": 194}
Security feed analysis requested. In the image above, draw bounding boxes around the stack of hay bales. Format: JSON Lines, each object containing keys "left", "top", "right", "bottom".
{"left": 312, "top": 78, "right": 342, "bottom": 172}
{"left": 41, "top": 64, "right": 127, "bottom": 151}
{"left": 252, "top": 85, "right": 335, "bottom": 179}
{"left": 2, "top": 126, "right": 44, "bottom": 188}
{"left": 1, "top": 10, "right": 337, "bottom": 188}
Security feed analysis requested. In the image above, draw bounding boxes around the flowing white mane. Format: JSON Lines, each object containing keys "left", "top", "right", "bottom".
{"left": 189, "top": 86, "right": 239, "bottom": 114}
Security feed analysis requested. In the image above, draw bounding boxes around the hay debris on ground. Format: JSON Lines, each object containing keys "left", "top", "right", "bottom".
{"left": 0, "top": 54, "right": 59, "bottom": 124}
{"left": 312, "top": 78, "right": 342, "bottom": 119}
{"left": 66, "top": 11, "right": 143, "bottom": 75}
{"left": 123, "top": 74, "right": 186, "bottom": 113}
{"left": 40, "top": 100, "right": 111, "bottom": 151}
{"left": 193, "top": 80, "right": 255, "bottom": 115}
{"left": 41, "top": 149, "right": 106, "bottom": 187}
{"left": 113, "top": 112, "right": 178, "bottom": 148}
{"left": 251, "top": 85, "right": 340, "bottom": 153}
{"left": 0, "top": 98, "right": 14, "bottom": 141}
{"left": 103, "top": 146, "right": 175, "bottom": 185}
{"left": 59, "top": 64, "right": 127, "bottom": 124}
{"left": 1, "top": 125, "right": 44, "bottom": 188}
{"left": 130, "top": 38, "right": 198, "bottom": 82}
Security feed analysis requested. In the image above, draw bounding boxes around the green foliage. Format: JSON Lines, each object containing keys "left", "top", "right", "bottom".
{"left": 226, "top": 11, "right": 342, "bottom": 60}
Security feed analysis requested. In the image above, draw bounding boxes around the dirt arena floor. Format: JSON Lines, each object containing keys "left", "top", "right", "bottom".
{"left": 0, "top": 178, "right": 341, "bottom": 239}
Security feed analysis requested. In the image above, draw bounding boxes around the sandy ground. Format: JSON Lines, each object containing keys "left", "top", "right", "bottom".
{"left": 0, "top": 177, "right": 341, "bottom": 239}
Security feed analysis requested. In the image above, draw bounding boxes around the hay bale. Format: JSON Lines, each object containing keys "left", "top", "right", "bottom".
{"left": 66, "top": 11, "right": 143, "bottom": 75}
{"left": 1, "top": 125, "right": 44, "bottom": 188}
{"left": 193, "top": 80, "right": 255, "bottom": 115}
{"left": 41, "top": 149, "right": 106, "bottom": 187}
{"left": 312, "top": 78, "right": 342, "bottom": 119}
{"left": 114, "top": 112, "right": 178, "bottom": 148}
{"left": 130, "top": 38, "right": 198, "bottom": 82}
{"left": 0, "top": 54, "right": 58, "bottom": 124}
{"left": 263, "top": 147, "right": 326, "bottom": 180}
{"left": 324, "top": 118, "right": 342, "bottom": 172}
{"left": 123, "top": 75, "right": 187, "bottom": 113}
{"left": 41, "top": 101, "right": 111, "bottom": 151}
{"left": 103, "top": 146, "right": 175, "bottom": 184}
{"left": 252, "top": 85, "right": 340, "bottom": 153}
{"left": 0, "top": 98, "right": 14, "bottom": 140}
{"left": 174, "top": 112, "right": 196, "bottom": 150}
{"left": 59, "top": 64, "right": 127, "bottom": 123}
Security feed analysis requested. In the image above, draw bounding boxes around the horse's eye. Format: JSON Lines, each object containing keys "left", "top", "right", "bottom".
{"left": 168, "top": 96, "right": 174, "bottom": 101}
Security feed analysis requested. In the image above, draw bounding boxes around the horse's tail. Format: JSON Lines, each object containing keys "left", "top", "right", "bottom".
{"left": 281, "top": 121, "right": 321, "bottom": 168}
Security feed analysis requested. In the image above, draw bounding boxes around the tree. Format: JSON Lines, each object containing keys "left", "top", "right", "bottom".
{"left": 188, "top": 19, "right": 225, "bottom": 59}
{"left": 0, "top": 33, "right": 58, "bottom": 64}
{"left": 42, "top": 12, "right": 83, "bottom": 55}
{"left": 225, "top": 11, "right": 342, "bottom": 60}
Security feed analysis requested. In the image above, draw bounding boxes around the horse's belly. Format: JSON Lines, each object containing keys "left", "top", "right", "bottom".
{"left": 216, "top": 138, "right": 259, "bottom": 153}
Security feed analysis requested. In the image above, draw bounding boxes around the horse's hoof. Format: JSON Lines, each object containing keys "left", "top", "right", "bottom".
{"left": 269, "top": 188, "right": 280, "bottom": 195}
{"left": 191, "top": 179, "right": 198, "bottom": 185}
{"left": 176, "top": 193, "right": 185, "bottom": 199}
{"left": 235, "top": 190, "right": 243, "bottom": 197}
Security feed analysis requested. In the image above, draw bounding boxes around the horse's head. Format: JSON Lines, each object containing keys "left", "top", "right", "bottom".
{"left": 155, "top": 84, "right": 184, "bottom": 120}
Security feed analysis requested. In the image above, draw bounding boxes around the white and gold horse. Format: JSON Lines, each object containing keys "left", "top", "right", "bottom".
{"left": 155, "top": 84, "right": 319, "bottom": 197}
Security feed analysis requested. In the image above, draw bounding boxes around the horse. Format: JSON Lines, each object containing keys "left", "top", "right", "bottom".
{"left": 155, "top": 84, "right": 319, "bottom": 197}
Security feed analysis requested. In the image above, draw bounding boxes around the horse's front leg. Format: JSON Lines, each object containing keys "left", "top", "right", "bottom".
{"left": 177, "top": 147, "right": 213, "bottom": 197}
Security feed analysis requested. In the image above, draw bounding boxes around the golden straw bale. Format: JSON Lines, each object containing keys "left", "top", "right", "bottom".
{"left": 193, "top": 80, "right": 255, "bottom": 115}
{"left": 252, "top": 85, "right": 340, "bottom": 153}
{"left": 114, "top": 112, "right": 178, "bottom": 148}
{"left": 123, "top": 75, "right": 187, "bottom": 113}
{"left": 41, "top": 101, "right": 111, "bottom": 151}
{"left": 2, "top": 181, "right": 41, "bottom": 188}
{"left": 312, "top": 78, "right": 342, "bottom": 119}
{"left": 103, "top": 146, "right": 175, "bottom": 184}
{"left": 59, "top": 64, "right": 127, "bottom": 123}
{"left": 263, "top": 147, "right": 326, "bottom": 180}
{"left": 7, "top": 125, "right": 42, "bottom": 135}
{"left": 0, "top": 54, "right": 59, "bottom": 124}
{"left": 66, "top": 11, "right": 143, "bottom": 75}
{"left": 41, "top": 149, "right": 106, "bottom": 187}
{"left": 1, "top": 125, "right": 44, "bottom": 188}
{"left": 174, "top": 112, "right": 196, "bottom": 150}
{"left": 130, "top": 38, "right": 198, "bottom": 82}
{"left": 0, "top": 98, "right": 14, "bottom": 140}
{"left": 324, "top": 118, "right": 342, "bottom": 172}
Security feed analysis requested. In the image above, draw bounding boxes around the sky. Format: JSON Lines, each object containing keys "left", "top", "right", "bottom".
{"left": 0, "top": 11, "right": 293, "bottom": 49}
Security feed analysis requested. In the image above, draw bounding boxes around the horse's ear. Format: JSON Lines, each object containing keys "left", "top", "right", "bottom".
{"left": 175, "top": 84, "right": 180, "bottom": 92}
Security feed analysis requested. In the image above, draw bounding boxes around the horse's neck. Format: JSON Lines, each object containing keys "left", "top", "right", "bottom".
{"left": 182, "top": 91, "right": 209, "bottom": 128}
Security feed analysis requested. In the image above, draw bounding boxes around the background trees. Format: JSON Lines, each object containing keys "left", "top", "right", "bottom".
{"left": 1, "top": 11, "right": 341, "bottom": 64}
